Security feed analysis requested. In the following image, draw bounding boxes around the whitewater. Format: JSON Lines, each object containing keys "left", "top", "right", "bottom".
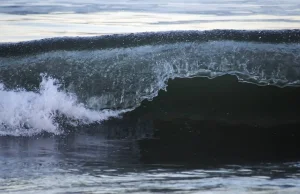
{"left": 0, "top": 75, "right": 128, "bottom": 136}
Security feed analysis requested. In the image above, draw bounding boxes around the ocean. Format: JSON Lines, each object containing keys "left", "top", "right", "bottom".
{"left": 1, "top": 0, "right": 300, "bottom": 193}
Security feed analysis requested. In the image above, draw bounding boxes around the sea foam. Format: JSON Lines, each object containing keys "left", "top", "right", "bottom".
{"left": 0, "top": 76, "right": 125, "bottom": 136}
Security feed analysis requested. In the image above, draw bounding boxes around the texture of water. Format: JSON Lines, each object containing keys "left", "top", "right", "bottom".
{"left": 1, "top": 0, "right": 300, "bottom": 42}
{"left": 1, "top": 0, "right": 300, "bottom": 193}
{"left": 1, "top": 134, "right": 300, "bottom": 194}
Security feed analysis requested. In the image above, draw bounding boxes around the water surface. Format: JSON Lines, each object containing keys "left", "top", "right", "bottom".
{"left": 1, "top": 1, "right": 300, "bottom": 193}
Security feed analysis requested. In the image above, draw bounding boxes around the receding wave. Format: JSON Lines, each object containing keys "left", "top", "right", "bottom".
{"left": 0, "top": 30, "right": 300, "bottom": 136}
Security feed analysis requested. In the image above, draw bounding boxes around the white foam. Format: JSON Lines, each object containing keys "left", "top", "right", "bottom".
{"left": 0, "top": 76, "right": 126, "bottom": 136}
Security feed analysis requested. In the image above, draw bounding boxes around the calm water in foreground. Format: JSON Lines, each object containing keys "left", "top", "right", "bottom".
{"left": 1, "top": 134, "right": 300, "bottom": 194}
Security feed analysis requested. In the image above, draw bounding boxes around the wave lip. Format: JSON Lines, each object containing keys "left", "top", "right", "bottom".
{"left": 1, "top": 39, "right": 300, "bottom": 110}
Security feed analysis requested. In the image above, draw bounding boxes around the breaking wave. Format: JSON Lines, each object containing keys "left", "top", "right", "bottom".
{"left": 0, "top": 76, "right": 127, "bottom": 136}
{"left": 1, "top": 30, "right": 300, "bottom": 136}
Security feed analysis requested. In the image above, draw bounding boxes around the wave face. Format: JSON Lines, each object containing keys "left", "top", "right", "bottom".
{"left": 1, "top": 30, "right": 300, "bottom": 136}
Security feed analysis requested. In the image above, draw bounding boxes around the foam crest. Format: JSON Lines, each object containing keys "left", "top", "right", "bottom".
{"left": 0, "top": 76, "right": 125, "bottom": 136}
